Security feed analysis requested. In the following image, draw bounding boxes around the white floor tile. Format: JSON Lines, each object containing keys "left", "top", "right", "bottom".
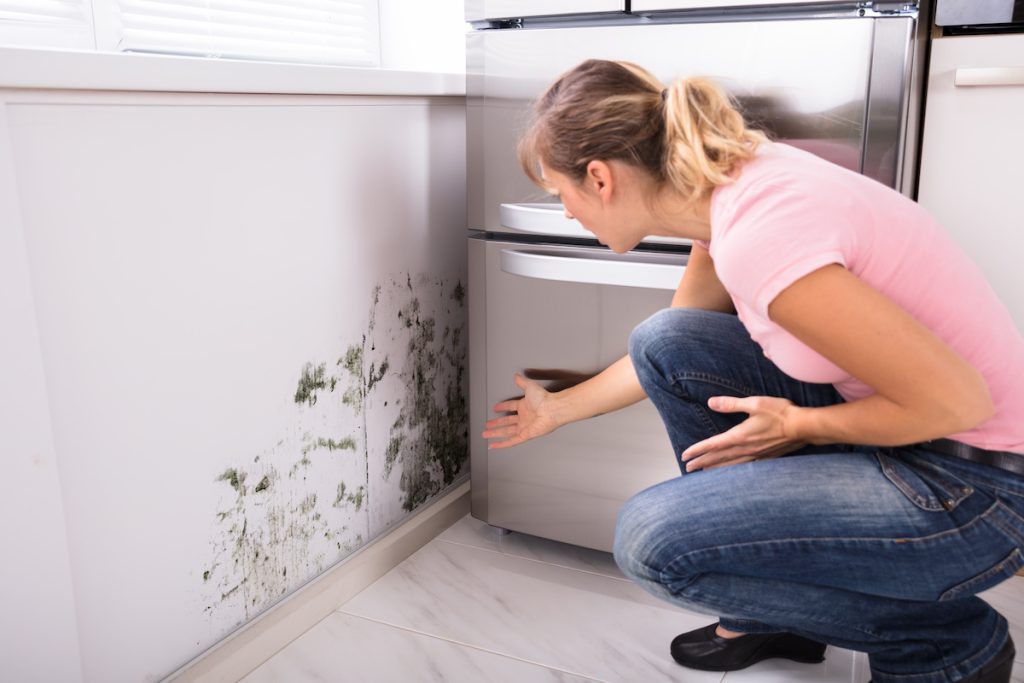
{"left": 244, "top": 514, "right": 1024, "bottom": 683}
{"left": 436, "top": 514, "right": 625, "bottom": 581}
{"left": 339, "top": 538, "right": 724, "bottom": 683}
{"left": 241, "top": 612, "right": 597, "bottom": 682}
{"left": 721, "top": 646, "right": 866, "bottom": 683}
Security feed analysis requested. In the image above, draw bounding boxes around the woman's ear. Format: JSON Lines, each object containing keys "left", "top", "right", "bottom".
{"left": 585, "top": 160, "right": 614, "bottom": 203}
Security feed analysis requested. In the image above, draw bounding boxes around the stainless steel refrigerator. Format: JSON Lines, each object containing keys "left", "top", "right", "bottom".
{"left": 468, "top": 0, "right": 928, "bottom": 552}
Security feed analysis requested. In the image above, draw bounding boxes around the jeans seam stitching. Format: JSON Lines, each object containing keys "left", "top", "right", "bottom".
{"left": 939, "top": 547, "right": 1023, "bottom": 601}
{"left": 988, "top": 504, "right": 1024, "bottom": 547}
{"left": 877, "top": 452, "right": 946, "bottom": 511}
{"left": 671, "top": 371, "right": 761, "bottom": 399}
{"left": 663, "top": 501, "right": 1000, "bottom": 561}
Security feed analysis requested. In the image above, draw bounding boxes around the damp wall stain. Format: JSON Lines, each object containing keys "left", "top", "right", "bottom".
{"left": 201, "top": 273, "right": 466, "bottom": 623}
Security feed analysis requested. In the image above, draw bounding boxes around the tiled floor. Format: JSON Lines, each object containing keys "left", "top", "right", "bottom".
{"left": 244, "top": 514, "right": 1024, "bottom": 682}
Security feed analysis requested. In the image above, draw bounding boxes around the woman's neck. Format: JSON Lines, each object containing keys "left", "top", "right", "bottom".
{"left": 648, "top": 189, "right": 714, "bottom": 243}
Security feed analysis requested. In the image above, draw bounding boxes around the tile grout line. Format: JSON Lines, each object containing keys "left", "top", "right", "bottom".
{"left": 334, "top": 609, "right": 611, "bottom": 683}
{"left": 433, "top": 537, "right": 638, "bottom": 584}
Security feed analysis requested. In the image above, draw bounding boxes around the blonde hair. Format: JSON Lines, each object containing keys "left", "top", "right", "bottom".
{"left": 518, "top": 59, "right": 767, "bottom": 201}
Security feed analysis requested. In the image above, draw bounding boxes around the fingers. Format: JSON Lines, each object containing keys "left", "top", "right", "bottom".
{"left": 680, "top": 431, "right": 733, "bottom": 462}
{"left": 481, "top": 425, "right": 520, "bottom": 440}
{"left": 684, "top": 446, "right": 756, "bottom": 472}
{"left": 707, "top": 395, "right": 754, "bottom": 414}
{"left": 484, "top": 414, "right": 519, "bottom": 429}
{"left": 492, "top": 398, "right": 524, "bottom": 413}
{"left": 487, "top": 436, "right": 525, "bottom": 450}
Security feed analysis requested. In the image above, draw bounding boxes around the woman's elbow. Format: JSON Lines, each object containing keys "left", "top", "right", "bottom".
{"left": 947, "top": 372, "right": 996, "bottom": 433}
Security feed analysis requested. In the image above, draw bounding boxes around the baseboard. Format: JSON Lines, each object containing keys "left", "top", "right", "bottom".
{"left": 165, "top": 479, "right": 471, "bottom": 682}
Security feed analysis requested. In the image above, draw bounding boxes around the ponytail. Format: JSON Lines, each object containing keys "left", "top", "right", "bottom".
{"left": 661, "top": 77, "right": 767, "bottom": 199}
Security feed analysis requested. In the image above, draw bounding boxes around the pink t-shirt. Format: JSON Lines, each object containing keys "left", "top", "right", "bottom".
{"left": 706, "top": 142, "right": 1024, "bottom": 454}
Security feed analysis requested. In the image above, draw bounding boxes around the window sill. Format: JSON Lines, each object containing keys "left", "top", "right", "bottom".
{"left": 0, "top": 46, "right": 466, "bottom": 97}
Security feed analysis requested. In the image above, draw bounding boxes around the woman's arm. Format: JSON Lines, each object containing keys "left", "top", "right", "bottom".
{"left": 484, "top": 243, "right": 733, "bottom": 449}
{"left": 680, "top": 263, "right": 995, "bottom": 469}
{"left": 772, "top": 263, "right": 994, "bottom": 445}
{"left": 672, "top": 242, "right": 735, "bottom": 313}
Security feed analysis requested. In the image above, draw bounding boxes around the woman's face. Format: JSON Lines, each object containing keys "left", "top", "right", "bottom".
{"left": 540, "top": 161, "right": 642, "bottom": 254}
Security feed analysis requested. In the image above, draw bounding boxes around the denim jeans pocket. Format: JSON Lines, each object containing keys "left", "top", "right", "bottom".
{"left": 875, "top": 449, "right": 975, "bottom": 512}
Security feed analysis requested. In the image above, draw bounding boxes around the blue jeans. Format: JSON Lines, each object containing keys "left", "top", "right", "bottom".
{"left": 614, "top": 308, "right": 1024, "bottom": 683}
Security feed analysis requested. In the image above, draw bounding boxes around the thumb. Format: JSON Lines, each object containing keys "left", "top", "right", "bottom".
{"left": 707, "top": 395, "right": 748, "bottom": 413}
{"left": 513, "top": 372, "right": 529, "bottom": 390}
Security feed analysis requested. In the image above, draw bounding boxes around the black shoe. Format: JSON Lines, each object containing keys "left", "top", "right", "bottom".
{"left": 670, "top": 622, "right": 827, "bottom": 672}
{"left": 869, "top": 635, "right": 1015, "bottom": 683}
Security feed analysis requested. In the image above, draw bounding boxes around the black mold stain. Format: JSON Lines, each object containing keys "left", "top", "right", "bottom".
{"left": 204, "top": 273, "right": 467, "bottom": 623}
{"left": 379, "top": 273, "right": 468, "bottom": 511}
{"left": 217, "top": 468, "right": 247, "bottom": 495}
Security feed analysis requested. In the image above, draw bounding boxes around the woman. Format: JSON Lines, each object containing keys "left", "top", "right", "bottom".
{"left": 483, "top": 59, "right": 1024, "bottom": 683}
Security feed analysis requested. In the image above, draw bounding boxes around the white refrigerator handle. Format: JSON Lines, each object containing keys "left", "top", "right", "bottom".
{"left": 500, "top": 249, "right": 685, "bottom": 291}
{"left": 954, "top": 67, "right": 1024, "bottom": 88}
{"left": 499, "top": 202, "right": 692, "bottom": 246}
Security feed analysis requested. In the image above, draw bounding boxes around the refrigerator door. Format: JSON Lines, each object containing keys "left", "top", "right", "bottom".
{"left": 466, "top": 0, "right": 626, "bottom": 22}
{"left": 468, "top": 17, "right": 916, "bottom": 233}
{"left": 633, "top": 0, "right": 854, "bottom": 9}
{"left": 470, "top": 237, "right": 685, "bottom": 551}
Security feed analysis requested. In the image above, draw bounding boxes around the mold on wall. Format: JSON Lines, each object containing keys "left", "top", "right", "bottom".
{"left": 201, "top": 272, "right": 467, "bottom": 622}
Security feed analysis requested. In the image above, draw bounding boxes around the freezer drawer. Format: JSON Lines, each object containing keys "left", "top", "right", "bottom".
{"left": 468, "top": 16, "right": 916, "bottom": 233}
{"left": 469, "top": 237, "right": 686, "bottom": 551}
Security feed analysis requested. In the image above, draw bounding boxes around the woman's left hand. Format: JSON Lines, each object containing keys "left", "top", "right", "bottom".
{"left": 680, "top": 395, "right": 806, "bottom": 472}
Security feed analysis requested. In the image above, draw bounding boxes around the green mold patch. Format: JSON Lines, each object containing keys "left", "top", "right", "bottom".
{"left": 294, "top": 363, "right": 327, "bottom": 407}
{"left": 203, "top": 272, "right": 467, "bottom": 623}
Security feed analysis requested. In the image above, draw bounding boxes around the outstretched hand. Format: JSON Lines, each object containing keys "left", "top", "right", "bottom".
{"left": 680, "top": 395, "right": 806, "bottom": 472}
{"left": 482, "top": 373, "right": 562, "bottom": 449}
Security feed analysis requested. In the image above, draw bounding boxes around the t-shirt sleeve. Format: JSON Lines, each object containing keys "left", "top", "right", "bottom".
{"left": 712, "top": 184, "right": 849, "bottom": 318}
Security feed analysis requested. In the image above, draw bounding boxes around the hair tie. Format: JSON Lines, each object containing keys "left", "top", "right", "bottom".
{"left": 661, "top": 88, "right": 668, "bottom": 101}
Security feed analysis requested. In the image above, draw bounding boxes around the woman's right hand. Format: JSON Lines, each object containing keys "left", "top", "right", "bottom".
{"left": 483, "top": 373, "right": 562, "bottom": 449}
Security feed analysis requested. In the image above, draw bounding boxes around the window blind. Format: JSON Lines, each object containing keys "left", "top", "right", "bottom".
{"left": 0, "top": 0, "right": 89, "bottom": 24}
{"left": 109, "top": 0, "right": 380, "bottom": 66}
{"left": 0, "top": 0, "right": 93, "bottom": 48}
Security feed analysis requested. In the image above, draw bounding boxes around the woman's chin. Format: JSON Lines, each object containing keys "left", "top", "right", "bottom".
{"left": 607, "top": 239, "right": 638, "bottom": 254}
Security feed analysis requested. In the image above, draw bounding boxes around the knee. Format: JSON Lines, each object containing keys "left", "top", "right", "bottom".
{"left": 629, "top": 308, "right": 683, "bottom": 372}
{"left": 613, "top": 492, "right": 653, "bottom": 582}
{"left": 613, "top": 483, "right": 687, "bottom": 584}
{"left": 628, "top": 307, "right": 722, "bottom": 381}
{"left": 628, "top": 309, "right": 663, "bottom": 372}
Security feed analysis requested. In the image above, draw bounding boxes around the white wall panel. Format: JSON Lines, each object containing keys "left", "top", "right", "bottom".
{"left": 0, "top": 92, "right": 84, "bottom": 683}
{"left": 2, "top": 90, "right": 466, "bottom": 682}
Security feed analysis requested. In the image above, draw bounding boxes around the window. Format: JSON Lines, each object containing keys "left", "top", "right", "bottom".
{"left": 0, "top": 0, "right": 95, "bottom": 49}
{"left": 96, "top": 0, "right": 380, "bottom": 66}
{"left": 2, "top": 0, "right": 382, "bottom": 67}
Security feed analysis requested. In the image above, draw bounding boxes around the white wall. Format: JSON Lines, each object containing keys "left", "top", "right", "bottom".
{"left": 0, "top": 88, "right": 467, "bottom": 682}
{"left": 379, "top": 0, "right": 467, "bottom": 74}
{"left": 0, "top": 98, "right": 84, "bottom": 683}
